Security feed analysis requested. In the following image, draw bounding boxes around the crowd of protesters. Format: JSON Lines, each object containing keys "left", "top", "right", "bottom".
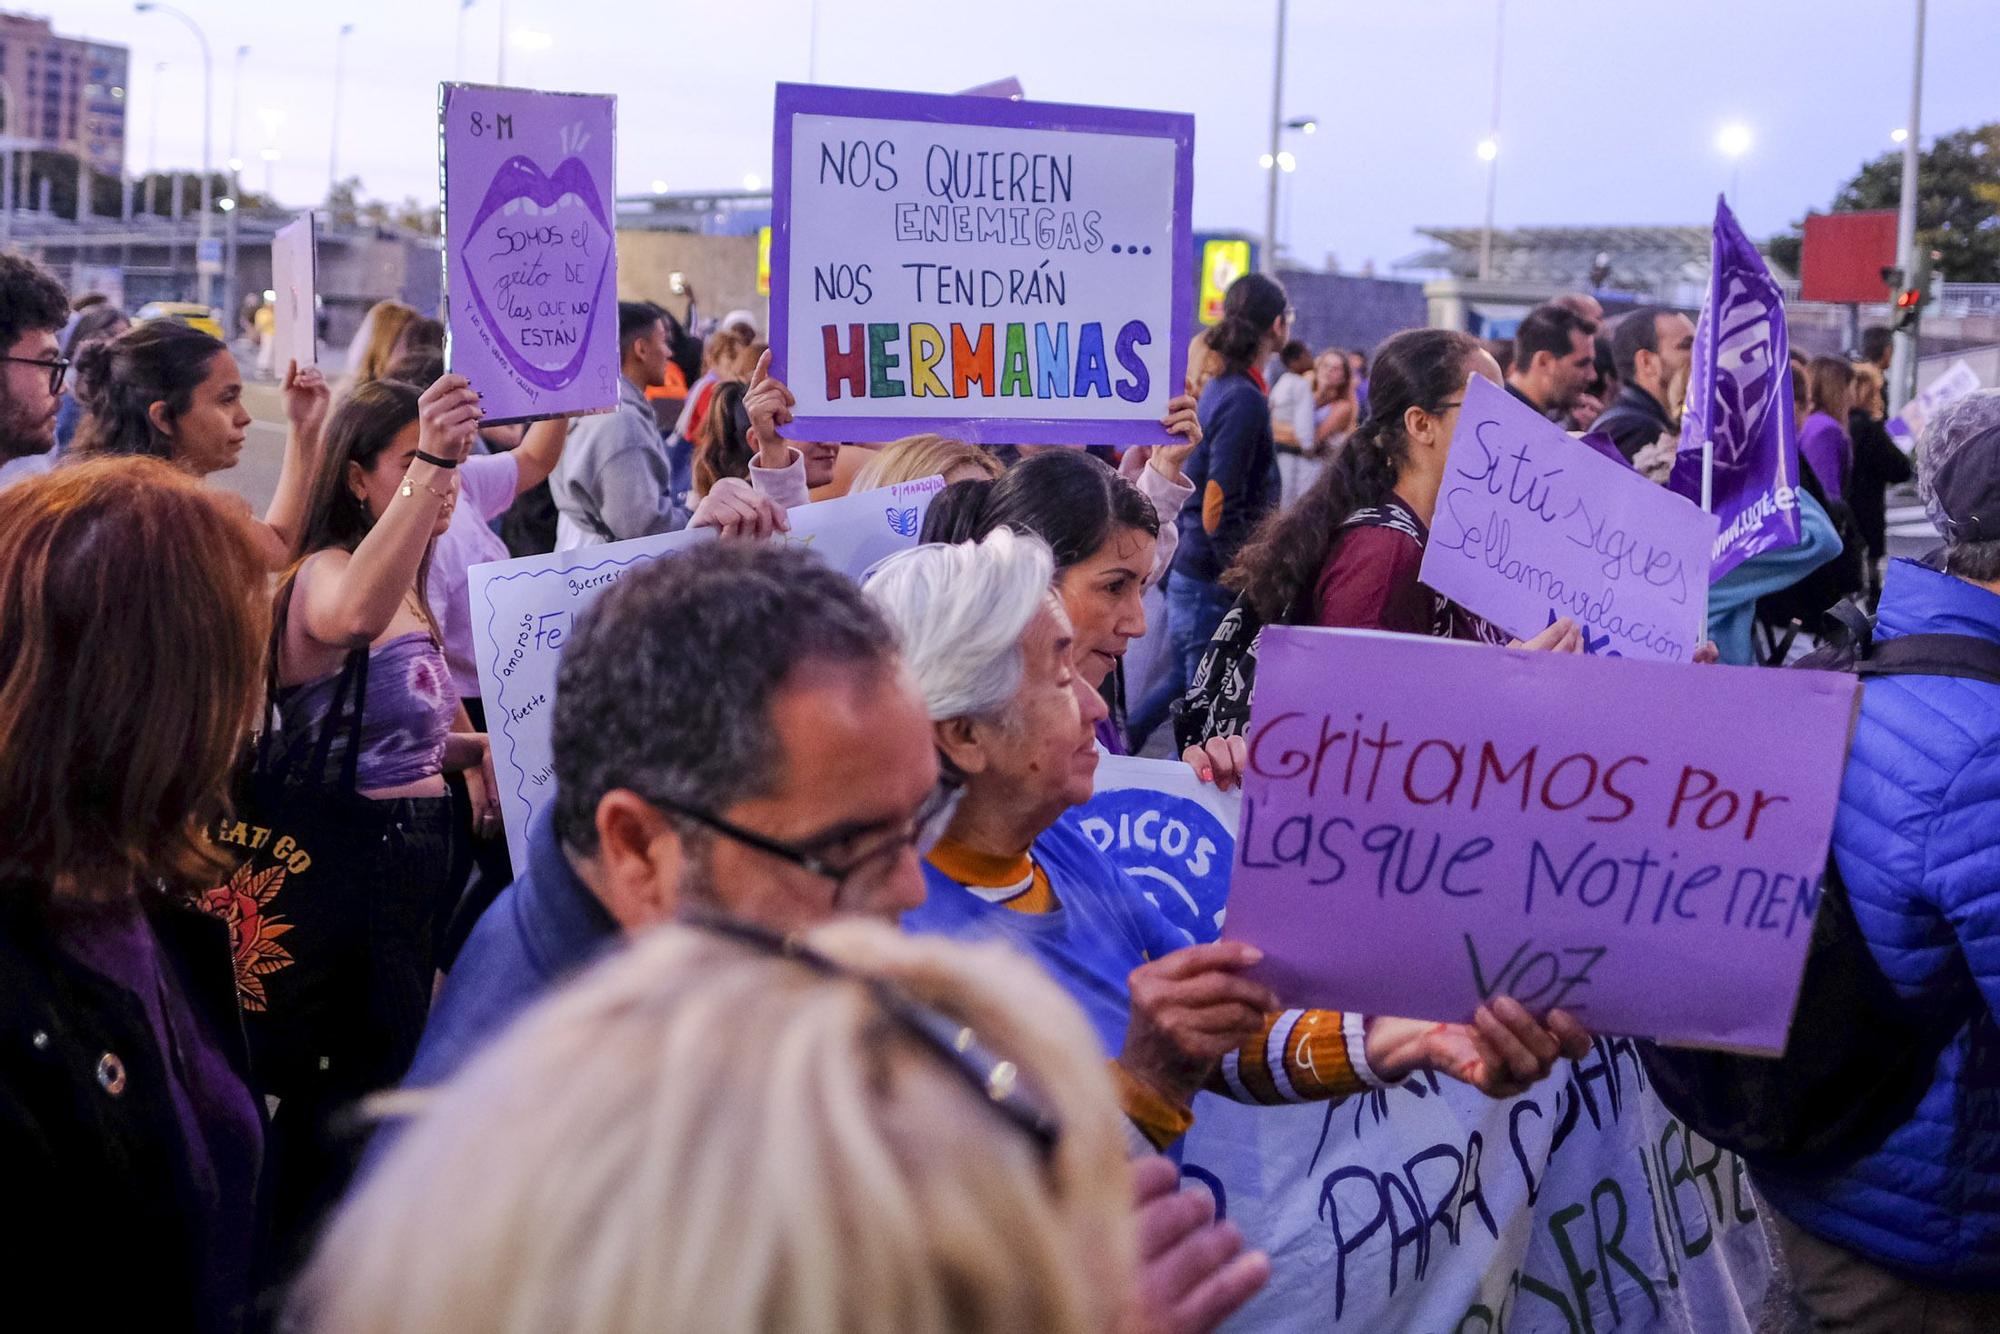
{"left": 2, "top": 237, "right": 1997, "bottom": 1334}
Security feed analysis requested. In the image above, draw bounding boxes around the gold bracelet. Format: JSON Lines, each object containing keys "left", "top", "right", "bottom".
{"left": 400, "top": 477, "right": 453, "bottom": 503}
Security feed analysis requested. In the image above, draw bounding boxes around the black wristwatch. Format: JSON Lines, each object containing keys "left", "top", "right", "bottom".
{"left": 414, "top": 449, "right": 459, "bottom": 470}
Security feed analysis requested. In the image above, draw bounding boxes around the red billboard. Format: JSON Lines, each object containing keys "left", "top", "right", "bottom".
{"left": 1799, "top": 210, "right": 1900, "bottom": 304}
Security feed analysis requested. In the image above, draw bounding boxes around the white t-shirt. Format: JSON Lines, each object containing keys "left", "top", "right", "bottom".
{"left": 427, "top": 452, "right": 520, "bottom": 700}
{"left": 0, "top": 449, "right": 55, "bottom": 490}
{"left": 1268, "top": 371, "right": 1316, "bottom": 450}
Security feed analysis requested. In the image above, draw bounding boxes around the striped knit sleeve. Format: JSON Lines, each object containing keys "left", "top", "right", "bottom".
{"left": 1206, "top": 1009, "right": 1398, "bottom": 1105}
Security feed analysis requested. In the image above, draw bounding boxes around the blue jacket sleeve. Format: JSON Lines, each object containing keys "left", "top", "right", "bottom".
{"left": 1924, "top": 736, "right": 2000, "bottom": 1023}
{"left": 1705, "top": 490, "right": 1842, "bottom": 664}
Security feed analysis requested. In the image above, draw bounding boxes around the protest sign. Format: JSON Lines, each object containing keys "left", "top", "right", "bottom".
{"left": 1420, "top": 376, "right": 1718, "bottom": 662}
{"left": 1888, "top": 358, "right": 1981, "bottom": 447}
{"left": 470, "top": 477, "right": 947, "bottom": 866}
{"left": 440, "top": 83, "right": 618, "bottom": 424}
{"left": 270, "top": 213, "right": 317, "bottom": 371}
{"left": 769, "top": 82, "right": 1192, "bottom": 445}
{"left": 1071, "top": 762, "right": 1775, "bottom": 1331}
{"left": 1670, "top": 196, "right": 1801, "bottom": 580}
{"left": 1220, "top": 627, "right": 1857, "bottom": 1052}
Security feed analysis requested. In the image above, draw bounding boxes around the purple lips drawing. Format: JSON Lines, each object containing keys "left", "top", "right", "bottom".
{"left": 462, "top": 154, "right": 613, "bottom": 392}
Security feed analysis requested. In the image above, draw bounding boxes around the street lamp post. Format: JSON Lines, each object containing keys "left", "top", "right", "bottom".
{"left": 455, "top": 0, "right": 476, "bottom": 80}
{"left": 224, "top": 44, "right": 247, "bottom": 345}
{"left": 1889, "top": 0, "right": 1927, "bottom": 414}
{"left": 330, "top": 24, "right": 355, "bottom": 199}
{"left": 1261, "top": 0, "right": 1287, "bottom": 273}
{"left": 147, "top": 59, "right": 165, "bottom": 215}
{"left": 135, "top": 3, "right": 213, "bottom": 310}
{"left": 1477, "top": 0, "right": 1505, "bottom": 283}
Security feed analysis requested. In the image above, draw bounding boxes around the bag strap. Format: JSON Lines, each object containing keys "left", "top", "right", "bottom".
{"left": 304, "top": 647, "right": 370, "bottom": 796}
{"left": 1861, "top": 632, "right": 2000, "bottom": 687}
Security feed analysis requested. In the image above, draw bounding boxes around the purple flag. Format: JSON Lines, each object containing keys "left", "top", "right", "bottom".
{"left": 1669, "top": 196, "right": 1801, "bottom": 580}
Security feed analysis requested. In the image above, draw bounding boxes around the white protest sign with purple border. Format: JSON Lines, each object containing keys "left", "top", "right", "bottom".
{"left": 469, "top": 477, "right": 948, "bottom": 867}
{"left": 770, "top": 82, "right": 1193, "bottom": 446}
{"left": 440, "top": 82, "right": 619, "bottom": 425}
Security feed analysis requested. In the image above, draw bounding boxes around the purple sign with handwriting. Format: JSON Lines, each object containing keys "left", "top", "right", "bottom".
{"left": 1669, "top": 195, "right": 1801, "bottom": 580}
{"left": 770, "top": 82, "right": 1192, "bottom": 446}
{"left": 1419, "top": 375, "right": 1717, "bottom": 662}
{"left": 1221, "top": 628, "right": 1857, "bottom": 1053}
{"left": 441, "top": 83, "right": 618, "bottom": 424}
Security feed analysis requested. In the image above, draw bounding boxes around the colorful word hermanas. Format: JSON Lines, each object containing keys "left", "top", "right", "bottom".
{"left": 271, "top": 213, "right": 317, "bottom": 371}
{"left": 1222, "top": 628, "right": 1857, "bottom": 1053}
{"left": 440, "top": 83, "right": 619, "bottom": 424}
{"left": 469, "top": 478, "right": 946, "bottom": 867}
{"left": 1420, "top": 376, "right": 1718, "bottom": 663}
{"left": 770, "top": 82, "right": 1193, "bottom": 445}
{"left": 1669, "top": 195, "right": 1801, "bottom": 579}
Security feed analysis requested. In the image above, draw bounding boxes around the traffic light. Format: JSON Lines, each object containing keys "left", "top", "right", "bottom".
{"left": 1893, "top": 285, "right": 1924, "bottom": 332}
{"left": 1891, "top": 249, "right": 1940, "bottom": 333}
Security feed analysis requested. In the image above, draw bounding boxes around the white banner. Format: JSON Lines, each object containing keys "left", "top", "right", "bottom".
{"left": 1070, "top": 758, "right": 1776, "bottom": 1332}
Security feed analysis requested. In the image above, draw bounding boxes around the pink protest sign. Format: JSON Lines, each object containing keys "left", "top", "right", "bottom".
{"left": 1221, "top": 627, "right": 1858, "bottom": 1053}
{"left": 440, "top": 83, "right": 618, "bottom": 424}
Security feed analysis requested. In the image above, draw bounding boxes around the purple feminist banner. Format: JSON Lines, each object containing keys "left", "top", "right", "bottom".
{"left": 1419, "top": 375, "right": 1717, "bottom": 662}
{"left": 1221, "top": 628, "right": 1858, "bottom": 1053}
{"left": 441, "top": 83, "right": 618, "bottom": 425}
{"left": 770, "top": 82, "right": 1193, "bottom": 446}
{"left": 1670, "top": 195, "right": 1800, "bottom": 580}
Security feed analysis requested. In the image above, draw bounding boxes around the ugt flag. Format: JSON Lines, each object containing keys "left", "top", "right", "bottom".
{"left": 1669, "top": 195, "right": 1800, "bottom": 580}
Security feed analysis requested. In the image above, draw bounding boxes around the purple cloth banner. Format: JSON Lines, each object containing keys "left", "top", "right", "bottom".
{"left": 440, "top": 83, "right": 619, "bottom": 425}
{"left": 1669, "top": 196, "right": 1801, "bottom": 580}
{"left": 1220, "top": 627, "right": 1857, "bottom": 1053}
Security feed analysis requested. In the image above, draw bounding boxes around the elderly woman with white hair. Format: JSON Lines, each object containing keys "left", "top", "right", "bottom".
{"left": 865, "top": 528, "right": 1589, "bottom": 1151}
{"left": 1755, "top": 388, "right": 2000, "bottom": 1322}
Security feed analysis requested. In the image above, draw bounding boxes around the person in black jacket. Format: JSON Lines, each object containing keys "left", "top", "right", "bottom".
{"left": 1848, "top": 360, "right": 1914, "bottom": 604}
{"left": 1592, "top": 305, "right": 1696, "bottom": 461}
{"left": 0, "top": 456, "right": 272, "bottom": 1333}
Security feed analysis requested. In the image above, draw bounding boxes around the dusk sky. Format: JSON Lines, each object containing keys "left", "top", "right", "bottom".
{"left": 53, "top": 0, "right": 2000, "bottom": 274}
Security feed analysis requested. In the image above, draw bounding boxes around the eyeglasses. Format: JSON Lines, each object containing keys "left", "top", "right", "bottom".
{"left": 645, "top": 774, "right": 964, "bottom": 908}
{"left": 1, "top": 355, "right": 70, "bottom": 395}
{"left": 686, "top": 912, "right": 1063, "bottom": 1159}
{"left": 1430, "top": 398, "right": 1464, "bottom": 415}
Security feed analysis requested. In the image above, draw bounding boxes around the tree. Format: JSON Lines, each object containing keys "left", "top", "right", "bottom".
{"left": 1769, "top": 123, "right": 2000, "bottom": 282}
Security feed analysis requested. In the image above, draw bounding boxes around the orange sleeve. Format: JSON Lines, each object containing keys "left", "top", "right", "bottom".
{"left": 1111, "top": 1061, "right": 1196, "bottom": 1151}
{"left": 1205, "top": 1009, "right": 1370, "bottom": 1105}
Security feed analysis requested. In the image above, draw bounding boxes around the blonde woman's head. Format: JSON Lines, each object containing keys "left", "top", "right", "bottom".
{"left": 298, "top": 918, "right": 1134, "bottom": 1334}
{"left": 850, "top": 433, "right": 1003, "bottom": 493}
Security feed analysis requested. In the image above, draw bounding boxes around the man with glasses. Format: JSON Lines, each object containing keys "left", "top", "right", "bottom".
{"left": 0, "top": 254, "right": 73, "bottom": 489}
{"left": 402, "top": 540, "right": 940, "bottom": 1091}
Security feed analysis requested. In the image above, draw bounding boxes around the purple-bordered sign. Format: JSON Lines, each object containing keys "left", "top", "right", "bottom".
{"left": 771, "top": 82, "right": 1193, "bottom": 446}
{"left": 440, "top": 83, "right": 619, "bottom": 425}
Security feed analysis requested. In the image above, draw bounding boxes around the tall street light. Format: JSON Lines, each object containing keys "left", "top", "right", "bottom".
{"left": 1889, "top": 0, "right": 1927, "bottom": 413}
{"left": 135, "top": 2, "right": 213, "bottom": 310}
{"left": 1477, "top": 0, "right": 1505, "bottom": 282}
{"left": 1260, "top": 0, "right": 1289, "bottom": 273}
{"left": 330, "top": 24, "right": 355, "bottom": 199}
{"left": 455, "top": 0, "right": 478, "bottom": 80}
{"left": 224, "top": 44, "right": 247, "bottom": 342}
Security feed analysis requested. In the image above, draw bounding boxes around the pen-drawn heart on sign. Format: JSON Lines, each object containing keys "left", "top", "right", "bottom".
{"left": 886, "top": 506, "right": 920, "bottom": 537}
{"left": 462, "top": 152, "right": 611, "bottom": 392}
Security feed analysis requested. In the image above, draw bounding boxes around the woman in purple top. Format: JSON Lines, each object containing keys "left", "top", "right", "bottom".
{"left": 0, "top": 457, "right": 270, "bottom": 1332}
{"left": 1799, "top": 355, "right": 1859, "bottom": 504}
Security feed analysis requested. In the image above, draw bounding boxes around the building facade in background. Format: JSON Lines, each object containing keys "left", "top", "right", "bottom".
{"left": 0, "top": 11, "right": 127, "bottom": 174}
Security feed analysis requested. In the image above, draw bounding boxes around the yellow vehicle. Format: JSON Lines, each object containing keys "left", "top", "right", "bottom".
{"left": 134, "top": 301, "right": 225, "bottom": 340}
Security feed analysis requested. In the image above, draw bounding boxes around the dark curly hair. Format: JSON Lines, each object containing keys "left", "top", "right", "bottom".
{"left": 0, "top": 253, "right": 69, "bottom": 352}
{"left": 1224, "top": 327, "right": 1485, "bottom": 623}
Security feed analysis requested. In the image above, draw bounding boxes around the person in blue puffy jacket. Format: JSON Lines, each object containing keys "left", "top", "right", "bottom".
{"left": 1756, "top": 389, "right": 2000, "bottom": 1330}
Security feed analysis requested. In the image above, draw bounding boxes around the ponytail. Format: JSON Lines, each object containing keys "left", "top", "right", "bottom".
{"left": 1223, "top": 327, "right": 1485, "bottom": 623}
{"left": 1203, "top": 273, "right": 1288, "bottom": 376}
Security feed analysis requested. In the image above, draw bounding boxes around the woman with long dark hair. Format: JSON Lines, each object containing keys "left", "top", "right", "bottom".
{"left": 73, "top": 319, "right": 330, "bottom": 566}
{"left": 1127, "top": 273, "right": 1289, "bottom": 748}
{"left": 1175, "top": 327, "right": 1581, "bottom": 765}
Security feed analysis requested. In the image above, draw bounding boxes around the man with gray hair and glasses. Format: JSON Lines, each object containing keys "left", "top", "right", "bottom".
{"left": 1756, "top": 389, "right": 2000, "bottom": 1329}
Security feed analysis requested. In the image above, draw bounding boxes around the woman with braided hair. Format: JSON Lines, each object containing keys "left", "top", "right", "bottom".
{"left": 1174, "top": 328, "right": 1582, "bottom": 776}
